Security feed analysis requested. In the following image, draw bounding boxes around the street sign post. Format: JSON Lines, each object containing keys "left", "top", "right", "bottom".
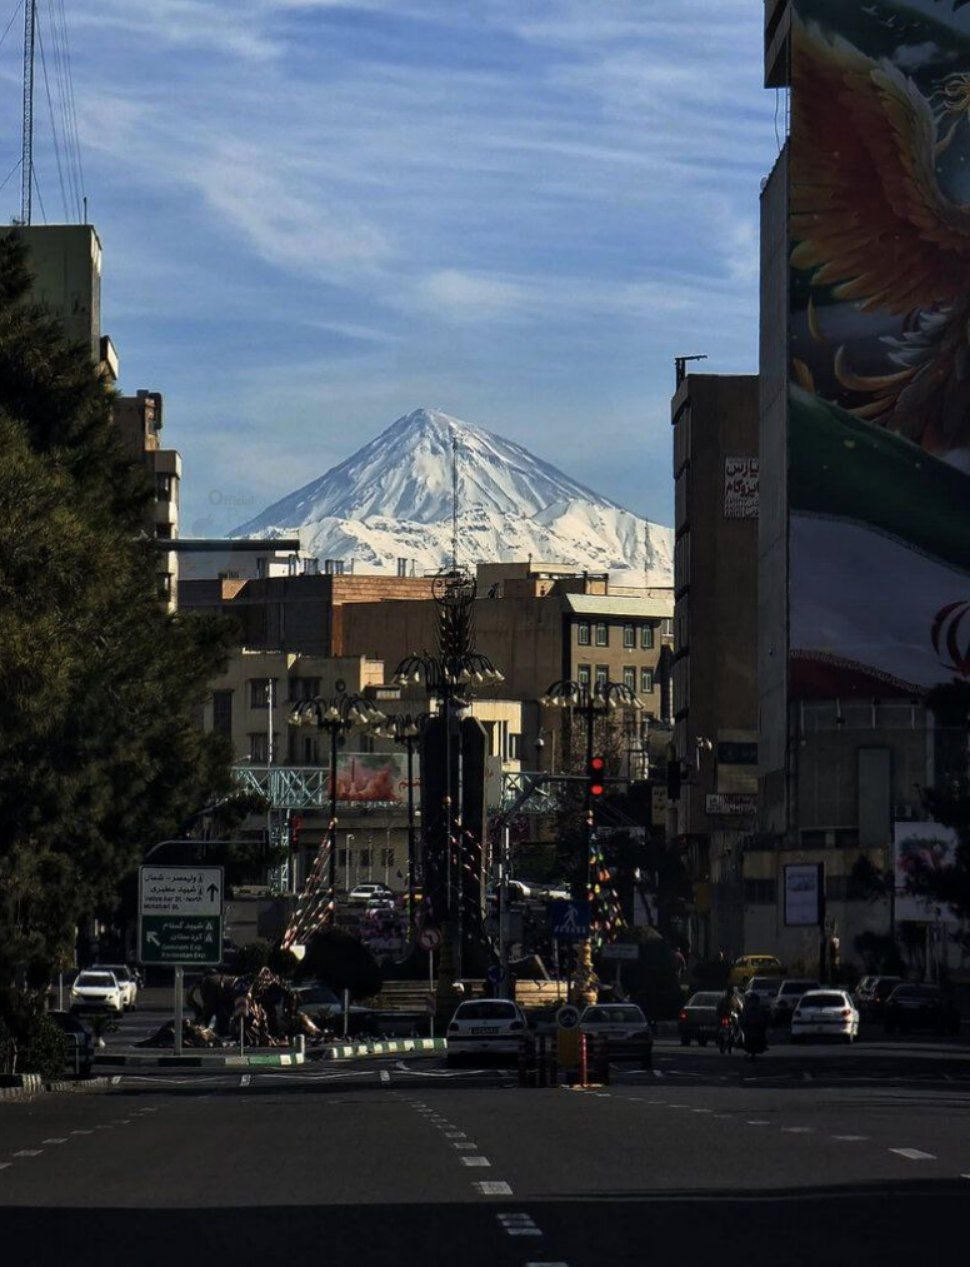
{"left": 417, "top": 926, "right": 442, "bottom": 1038}
{"left": 550, "top": 900, "right": 590, "bottom": 942}
{"left": 138, "top": 866, "right": 224, "bottom": 1059}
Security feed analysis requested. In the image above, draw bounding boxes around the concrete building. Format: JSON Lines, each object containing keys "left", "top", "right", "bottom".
{"left": 114, "top": 390, "right": 181, "bottom": 608}
{"left": 670, "top": 373, "right": 759, "bottom": 960}
{"left": 174, "top": 538, "right": 311, "bottom": 583}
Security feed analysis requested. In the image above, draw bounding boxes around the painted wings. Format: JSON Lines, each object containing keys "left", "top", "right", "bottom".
{"left": 790, "top": 17, "right": 970, "bottom": 316}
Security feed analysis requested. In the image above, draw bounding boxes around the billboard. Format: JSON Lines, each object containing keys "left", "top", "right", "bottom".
{"left": 336, "top": 752, "right": 413, "bottom": 806}
{"left": 789, "top": 1, "right": 970, "bottom": 698}
{"left": 784, "top": 863, "right": 823, "bottom": 927}
{"left": 893, "top": 820, "right": 960, "bottom": 923}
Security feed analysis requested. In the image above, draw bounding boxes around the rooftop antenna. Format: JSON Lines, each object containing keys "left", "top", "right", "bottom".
{"left": 674, "top": 353, "right": 707, "bottom": 387}
{"left": 21, "top": 0, "right": 36, "bottom": 225}
{"left": 451, "top": 428, "right": 459, "bottom": 571}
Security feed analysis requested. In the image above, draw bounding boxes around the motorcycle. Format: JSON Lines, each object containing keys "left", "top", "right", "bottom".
{"left": 716, "top": 1014, "right": 738, "bottom": 1055}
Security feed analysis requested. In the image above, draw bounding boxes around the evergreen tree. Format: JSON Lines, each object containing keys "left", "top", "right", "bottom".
{"left": 0, "top": 231, "right": 235, "bottom": 1014}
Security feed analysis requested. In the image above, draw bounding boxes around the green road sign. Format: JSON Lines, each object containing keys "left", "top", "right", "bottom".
{"left": 138, "top": 865, "right": 224, "bottom": 966}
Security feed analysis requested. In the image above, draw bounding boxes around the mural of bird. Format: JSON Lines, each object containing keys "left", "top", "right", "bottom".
{"left": 790, "top": 15, "right": 970, "bottom": 462}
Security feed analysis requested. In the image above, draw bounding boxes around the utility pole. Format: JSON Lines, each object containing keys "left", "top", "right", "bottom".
{"left": 21, "top": 0, "right": 35, "bottom": 224}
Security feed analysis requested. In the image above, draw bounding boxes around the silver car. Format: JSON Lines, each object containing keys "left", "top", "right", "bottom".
{"left": 70, "top": 971, "right": 124, "bottom": 1015}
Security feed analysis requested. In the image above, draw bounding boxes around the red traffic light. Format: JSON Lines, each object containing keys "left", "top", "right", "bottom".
{"left": 588, "top": 756, "right": 606, "bottom": 797}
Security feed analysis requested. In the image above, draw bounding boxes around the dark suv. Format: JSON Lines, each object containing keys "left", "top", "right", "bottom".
{"left": 853, "top": 975, "right": 902, "bottom": 1021}
{"left": 48, "top": 1010, "right": 96, "bottom": 1076}
{"left": 884, "top": 984, "right": 960, "bottom": 1037}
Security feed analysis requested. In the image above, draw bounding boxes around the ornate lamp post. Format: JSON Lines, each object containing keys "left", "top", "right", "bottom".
{"left": 393, "top": 568, "right": 503, "bottom": 983}
{"left": 290, "top": 691, "right": 385, "bottom": 921}
{"left": 540, "top": 676, "right": 642, "bottom": 1004}
{"left": 373, "top": 711, "right": 431, "bottom": 935}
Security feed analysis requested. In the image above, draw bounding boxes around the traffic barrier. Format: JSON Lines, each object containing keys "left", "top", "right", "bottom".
{"left": 579, "top": 1033, "right": 588, "bottom": 1087}
{"left": 324, "top": 1037, "right": 446, "bottom": 1061}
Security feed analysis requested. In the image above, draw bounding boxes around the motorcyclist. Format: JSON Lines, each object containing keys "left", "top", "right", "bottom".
{"left": 716, "top": 985, "right": 743, "bottom": 1047}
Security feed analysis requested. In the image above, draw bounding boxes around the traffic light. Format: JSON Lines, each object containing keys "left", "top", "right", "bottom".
{"left": 588, "top": 755, "right": 606, "bottom": 800}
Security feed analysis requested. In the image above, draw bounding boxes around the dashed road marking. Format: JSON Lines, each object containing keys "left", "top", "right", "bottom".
{"left": 747, "top": 1121, "right": 770, "bottom": 1126}
{"left": 379, "top": 1070, "right": 390, "bottom": 1083}
{"left": 13, "top": 1150, "right": 42, "bottom": 1157}
{"left": 42, "top": 1138, "right": 68, "bottom": 1144}
{"left": 70, "top": 1130, "right": 93, "bottom": 1136}
{"left": 497, "top": 1213, "right": 542, "bottom": 1237}
{"left": 691, "top": 1108, "right": 713, "bottom": 1114}
{"left": 832, "top": 1135, "right": 868, "bottom": 1142}
{"left": 652, "top": 1070, "right": 664, "bottom": 1079}
{"left": 239, "top": 1075, "right": 251, "bottom": 1087}
{"left": 474, "top": 1180, "right": 512, "bottom": 1196}
{"left": 444, "top": 1131, "right": 466, "bottom": 1138}
{"left": 453, "top": 1142, "right": 477, "bottom": 1150}
{"left": 782, "top": 1127, "right": 814, "bottom": 1134}
{"left": 461, "top": 1156, "right": 491, "bottom": 1167}
{"left": 0, "top": 1163, "right": 10, "bottom": 1171}
{"left": 890, "top": 1148, "right": 936, "bottom": 1161}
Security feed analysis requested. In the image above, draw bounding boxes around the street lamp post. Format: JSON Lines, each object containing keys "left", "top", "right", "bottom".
{"left": 393, "top": 568, "right": 503, "bottom": 986}
{"left": 374, "top": 712, "right": 430, "bottom": 936}
{"left": 540, "top": 676, "right": 642, "bottom": 1004}
{"left": 290, "top": 691, "right": 385, "bottom": 922}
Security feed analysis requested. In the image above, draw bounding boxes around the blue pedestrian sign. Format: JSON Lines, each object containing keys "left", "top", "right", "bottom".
{"left": 550, "top": 900, "right": 590, "bottom": 941}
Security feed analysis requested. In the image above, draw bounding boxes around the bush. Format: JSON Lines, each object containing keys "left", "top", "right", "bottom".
{"left": 17, "top": 1015, "right": 69, "bottom": 1080}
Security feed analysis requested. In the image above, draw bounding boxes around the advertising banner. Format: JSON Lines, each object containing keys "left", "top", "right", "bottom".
{"left": 784, "top": 863, "right": 823, "bottom": 927}
{"left": 789, "top": 1, "right": 970, "bottom": 698}
{"left": 336, "top": 752, "right": 412, "bottom": 805}
{"left": 893, "top": 820, "right": 960, "bottom": 923}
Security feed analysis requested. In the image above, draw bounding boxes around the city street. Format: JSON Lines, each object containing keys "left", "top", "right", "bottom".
{"left": 3, "top": 1037, "right": 968, "bottom": 1266}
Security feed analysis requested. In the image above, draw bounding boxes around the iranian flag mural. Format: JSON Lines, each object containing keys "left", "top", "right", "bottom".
{"left": 789, "top": 0, "right": 970, "bottom": 697}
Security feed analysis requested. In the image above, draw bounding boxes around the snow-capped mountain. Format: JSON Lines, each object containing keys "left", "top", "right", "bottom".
{"left": 232, "top": 408, "right": 672, "bottom": 583}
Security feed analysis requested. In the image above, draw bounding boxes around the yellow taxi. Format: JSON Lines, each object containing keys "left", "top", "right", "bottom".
{"left": 728, "top": 953, "right": 784, "bottom": 987}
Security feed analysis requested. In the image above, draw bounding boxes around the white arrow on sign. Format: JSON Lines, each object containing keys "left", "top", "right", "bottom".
{"left": 147, "top": 932, "right": 160, "bottom": 947}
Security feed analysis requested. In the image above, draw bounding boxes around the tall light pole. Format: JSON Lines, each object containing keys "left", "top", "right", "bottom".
{"left": 540, "top": 676, "right": 642, "bottom": 1004}
{"left": 394, "top": 568, "right": 502, "bottom": 984}
{"left": 290, "top": 691, "right": 385, "bottom": 922}
{"left": 374, "top": 711, "right": 430, "bottom": 936}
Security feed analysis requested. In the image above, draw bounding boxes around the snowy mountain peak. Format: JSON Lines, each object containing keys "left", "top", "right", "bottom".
{"left": 232, "top": 407, "right": 673, "bottom": 583}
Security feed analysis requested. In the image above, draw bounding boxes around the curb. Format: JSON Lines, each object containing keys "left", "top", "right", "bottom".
{"left": 322, "top": 1038, "right": 446, "bottom": 1061}
{"left": 1, "top": 1076, "right": 115, "bottom": 1104}
{"left": 95, "top": 1051, "right": 305, "bottom": 1068}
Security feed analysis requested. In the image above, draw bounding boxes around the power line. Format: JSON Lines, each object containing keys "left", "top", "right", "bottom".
{"left": 55, "top": 0, "right": 84, "bottom": 215}
{"left": 31, "top": 158, "right": 47, "bottom": 223}
{"left": 0, "top": 155, "right": 22, "bottom": 194}
{"left": 36, "top": 17, "right": 70, "bottom": 220}
{"left": 0, "top": 0, "right": 23, "bottom": 54}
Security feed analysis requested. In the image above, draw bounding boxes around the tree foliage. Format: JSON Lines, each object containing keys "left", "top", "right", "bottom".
{"left": 0, "top": 230, "right": 235, "bottom": 1011}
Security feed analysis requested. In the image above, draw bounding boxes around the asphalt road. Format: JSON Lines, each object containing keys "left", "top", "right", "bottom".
{"left": 3, "top": 1040, "right": 969, "bottom": 1267}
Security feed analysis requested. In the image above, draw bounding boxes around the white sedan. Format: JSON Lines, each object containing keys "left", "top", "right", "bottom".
{"left": 446, "top": 998, "right": 527, "bottom": 1065}
{"left": 70, "top": 971, "right": 125, "bottom": 1015}
{"left": 791, "top": 990, "right": 860, "bottom": 1043}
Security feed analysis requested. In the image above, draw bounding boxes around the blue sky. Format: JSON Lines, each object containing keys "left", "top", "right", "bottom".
{"left": 0, "top": 1, "right": 778, "bottom": 534}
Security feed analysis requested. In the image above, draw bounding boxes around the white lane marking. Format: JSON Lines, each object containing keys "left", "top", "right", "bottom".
{"left": 0, "top": 1163, "right": 10, "bottom": 1170}
{"left": 832, "top": 1135, "right": 868, "bottom": 1142}
{"left": 890, "top": 1148, "right": 936, "bottom": 1161}
{"left": 474, "top": 1181, "right": 512, "bottom": 1195}
{"left": 652, "top": 1070, "right": 664, "bottom": 1079}
{"left": 461, "top": 1156, "right": 491, "bottom": 1167}
{"left": 782, "top": 1127, "right": 814, "bottom": 1134}
{"left": 444, "top": 1131, "right": 466, "bottom": 1138}
{"left": 14, "top": 1150, "right": 42, "bottom": 1157}
{"left": 453, "top": 1142, "right": 478, "bottom": 1150}
{"left": 379, "top": 1070, "right": 390, "bottom": 1083}
{"left": 70, "top": 1130, "right": 93, "bottom": 1135}
{"left": 42, "top": 1138, "right": 68, "bottom": 1144}
{"left": 691, "top": 1108, "right": 713, "bottom": 1114}
{"left": 111, "top": 1075, "right": 122, "bottom": 1084}
{"left": 525, "top": 1263, "right": 568, "bottom": 1266}
{"left": 239, "top": 1075, "right": 251, "bottom": 1087}
{"left": 747, "top": 1121, "right": 770, "bottom": 1126}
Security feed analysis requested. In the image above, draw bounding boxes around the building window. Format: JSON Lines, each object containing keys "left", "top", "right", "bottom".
{"left": 595, "top": 664, "right": 608, "bottom": 690}
{"left": 212, "top": 690, "right": 232, "bottom": 738}
{"left": 578, "top": 664, "right": 591, "bottom": 690}
{"left": 623, "top": 666, "right": 635, "bottom": 692}
{"left": 289, "top": 677, "right": 320, "bottom": 703}
{"left": 359, "top": 849, "right": 370, "bottom": 868}
{"left": 622, "top": 625, "right": 635, "bottom": 649}
{"left": 640, "top": 625, "right": 654, "bottom": 650}
{"left": 249, "top": 733, "right": 268, "bottom": 763}
{"left": 661, "top": 618, "right": 674, "bottom": 638}
{"left": 640, "top": 668, "right": 654, "bottom": 693}
{"left": 744, "top": 879, "right": 777, "bottom": 905}
{"left": 508, "top": 733, "right": 521, "bottom": 760}
{"left": 594, "top": 623, "right": 608, "bottom": 647}
{"left": 249, "top": 678, "right": 277, "bottom": 708}
{"left": 155, "top": 472, "right": 173, "bottom": 502}
{"left": 577, "top": 622, "right": 591, "bottom": 646}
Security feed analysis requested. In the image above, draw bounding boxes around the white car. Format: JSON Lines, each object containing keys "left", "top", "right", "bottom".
{"left": 348, "top": 883, "right": 392, "bottom": 904}
{"left": 746, "top": 976, "right": 782, "bottom": 1008}
{"left": 70, "top": 970, "right": 125, "bottom": 1015}
{"left": 580, "top": 1003, "right": 654, "bottom": 1067}
{"left": 92, "top": 964, "right": 138, "bottom": 1010}
{"left": 446, "top": 998, "right": 527, "bottom": 1065}
{"left": 791, "top": 989, "right": 860, "bottom": 1043}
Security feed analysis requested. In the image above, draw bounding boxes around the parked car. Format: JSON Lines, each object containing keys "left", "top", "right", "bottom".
{"left": 770, "top": 979, "right": 820, "bottom": 1025}
{"left": 70, "top": 970, "right": 125, "bottom": 1015}
{"left": 678, "top": 991, "right": 723, "bottom": 1046}
{"left": 884, "top": 984, "right": 961, "bottom": 1036}
{"left": 729, "top": 954, "right": 785, "bottom": 987}
{"left": 48, "top": 1010, "right": 96, "bottom": 1076}
{"left": 745, "top": 976, "right": 783, "bottom": 1008}
{"left": 446, "top": 998, "right": 527, "bottom": 1065}
{"left": 579, "top": 1003, "right": 653, "bottom": 1068}
{"left": 293, "top": 982, "right": 379, "bottom": 1036}
{"left": 852, "top": 975, "right": 903, "bottom": 1021}
{"left": 791, "top": 990, "right": 860, "bottom": 1044}
{"left": 90, "top": 964, "right": 138, "bottom": 1010}
{"left": 348, "top": 883, "right": 393, "bottom": 904}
